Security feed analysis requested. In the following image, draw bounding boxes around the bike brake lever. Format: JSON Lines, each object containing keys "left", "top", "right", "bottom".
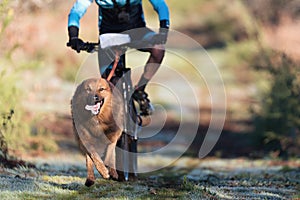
{"left": 80, "top": 42, "right": 95, "bottom": 53}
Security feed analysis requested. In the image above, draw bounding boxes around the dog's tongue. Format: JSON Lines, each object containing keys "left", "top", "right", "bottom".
{"left": 85, "top": 102, "right": 101, "bottom": 115}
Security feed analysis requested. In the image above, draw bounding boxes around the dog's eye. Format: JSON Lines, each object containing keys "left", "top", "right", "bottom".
{"left": 86, "top": 86, "right": 92, "bottom": 93}
{"left": 99, "top": 88, "right": 105, "bottom": 92}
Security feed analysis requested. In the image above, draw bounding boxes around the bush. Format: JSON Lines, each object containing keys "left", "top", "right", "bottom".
{"left": 0, "top": 129, "right": 8, "bottom": 159}
{"left": 0, "top": 0, "right": 59, "bottom": 159}
{"left": 244, "top": 0, "right": 288, "bottom": 25}
{"left": 252, "top": 51, "right": 300, "bottom": 157}
{"left": 0, "top": 0, "right": 32, "bottom": 157}
{"left": 0, "top": 0, "right": 17, "bottom": 157}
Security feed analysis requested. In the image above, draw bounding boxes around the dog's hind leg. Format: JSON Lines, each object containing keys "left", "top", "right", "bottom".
{"left": 85, "top": 154, "right": 96, "bottom": 187}
{"left": 104, "top": 142, "right": 118, "bottom": 180}
{"left": 89, "top": 151, "right": 110, "bottom": 179}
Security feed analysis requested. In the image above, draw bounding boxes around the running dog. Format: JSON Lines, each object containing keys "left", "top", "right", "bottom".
{"left": 71, "top": 78, "right": 124, "bottom": 187}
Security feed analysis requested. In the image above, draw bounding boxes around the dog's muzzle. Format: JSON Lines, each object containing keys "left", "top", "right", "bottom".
{"left": 93, "top": 94, "right": 100, "bottom": 103}
{"left": 85, "top": 94, "right": 104, "bottom": 115}
{"left": 93, "top": 94, "right": 105, "bottom": 105}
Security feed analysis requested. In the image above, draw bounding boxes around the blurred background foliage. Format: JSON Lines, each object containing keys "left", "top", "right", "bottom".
{"left": 0, "top": 0, "right": 58, "bottom": 160}
{"left": 0, "top": 0, "right": 299, "bottom": 159}
{"left": 0, "top": 0, "right": 29, "bottom": 158}
{"left": 251, "top": 51, "right": 300, "bottom": 157}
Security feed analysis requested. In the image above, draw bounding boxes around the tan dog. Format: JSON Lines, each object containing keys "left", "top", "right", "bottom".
{"left": 71, "top": 78, "right": 124, "bottom": 186}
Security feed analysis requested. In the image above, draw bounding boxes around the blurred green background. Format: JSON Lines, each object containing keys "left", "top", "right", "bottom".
{"left": 0, "top": 0, "right": 299, "bottom": 161}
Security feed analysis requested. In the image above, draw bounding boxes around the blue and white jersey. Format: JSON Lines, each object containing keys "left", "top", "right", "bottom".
{"left": 68, "top": 0, "right": 169, "bottom": 30}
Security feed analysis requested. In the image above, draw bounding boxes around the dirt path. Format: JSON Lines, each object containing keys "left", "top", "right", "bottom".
{"left": 0, "top": 155, "right": 299, "bottom": 199}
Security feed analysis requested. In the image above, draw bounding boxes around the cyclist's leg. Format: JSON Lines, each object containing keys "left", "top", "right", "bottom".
{"left": 126, "top": 28, "right": 165, "bottom": 115}
{"left": 98, "top": 48, "right": 115, "bottom": 76}
{"left": 138, "top": 44, "right": 165, "bottom": 89}
{"left": 136, "top": 28, "right": 165, "bottom": 88}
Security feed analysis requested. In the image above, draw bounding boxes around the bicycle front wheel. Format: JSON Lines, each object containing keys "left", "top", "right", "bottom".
{"left": 115, "top": 68, "right": 139, "bottom": 181}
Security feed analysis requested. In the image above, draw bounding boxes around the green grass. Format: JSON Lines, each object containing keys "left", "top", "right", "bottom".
{"left": 1, "top": 157, "right": 300, "bottom": 199}
{"left": 0, "top": 170, "right": 206, "bottom": 200}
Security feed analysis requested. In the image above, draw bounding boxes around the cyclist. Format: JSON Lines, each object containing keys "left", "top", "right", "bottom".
{"left": 67, "top": 0, "right": 170, "bottom": 116}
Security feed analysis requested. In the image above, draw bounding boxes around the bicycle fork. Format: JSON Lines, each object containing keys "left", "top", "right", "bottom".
{"left": 116, "top": 68, "right": 138, "bottom": 181}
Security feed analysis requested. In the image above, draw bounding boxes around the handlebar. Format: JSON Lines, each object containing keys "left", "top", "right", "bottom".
{"left": 67, "top": 32, "right": 166, "bottom": 53}
{"left": 80, "top": 42, "right": 99, "bottom": 53}
{"left": 66, "top": 41, "right": 99, "bottom": 53}
{"left": 67, "top": 38, "right": 159, "bottom": 54}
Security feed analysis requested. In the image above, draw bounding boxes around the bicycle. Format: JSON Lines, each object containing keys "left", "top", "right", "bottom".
{"left": 69, "top": 33, "right": 151, "bottom": 181}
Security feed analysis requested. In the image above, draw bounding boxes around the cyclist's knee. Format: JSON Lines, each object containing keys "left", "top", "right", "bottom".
{"left": 150, "top": 45, "right": 165, "bottom": 63}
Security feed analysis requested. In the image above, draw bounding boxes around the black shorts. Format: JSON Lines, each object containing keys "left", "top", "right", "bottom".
{"left": 98, "top": 27, "right": 157, "bottom": 75}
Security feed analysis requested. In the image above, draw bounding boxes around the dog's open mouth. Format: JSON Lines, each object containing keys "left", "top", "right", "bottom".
{"left": 85, "top": 99, "right": 104, "bottom": 115}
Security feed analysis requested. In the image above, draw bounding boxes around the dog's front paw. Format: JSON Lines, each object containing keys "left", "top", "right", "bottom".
{"left": 103, "top": 174, "right": 110, "bottom": 179}
{"left": 109, "top": 168, "right": 119, "bottom": 180}
{"left": 85, "top": 178, "right": 95, "bottom": 187}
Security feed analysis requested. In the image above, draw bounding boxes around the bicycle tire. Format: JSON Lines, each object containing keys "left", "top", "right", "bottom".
{"left": 103, "top": 59, "right": 139, "bottom": 181}
{"left": 117, "top": 68, "right": 139, "bottom": 181}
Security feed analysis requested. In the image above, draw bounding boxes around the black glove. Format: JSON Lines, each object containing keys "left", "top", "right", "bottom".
{"left": 152, "top": 20, "right": 169, "bottom": 45}
{"left": 67, "top": 26, "right": 84, "bottom": 53}
{"left": 67, "top": 37, "right": 84, "bottom": 53}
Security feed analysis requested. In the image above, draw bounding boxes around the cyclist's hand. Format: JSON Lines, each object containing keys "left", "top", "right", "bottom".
{"left": 67, "top": 37, "right": 84, "bottom": 53}
{"left": 85, "top": 42, "right": 96, "bottom": 53}
{"left": 152, "top": 28, "right": 168, "bottom": 45}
